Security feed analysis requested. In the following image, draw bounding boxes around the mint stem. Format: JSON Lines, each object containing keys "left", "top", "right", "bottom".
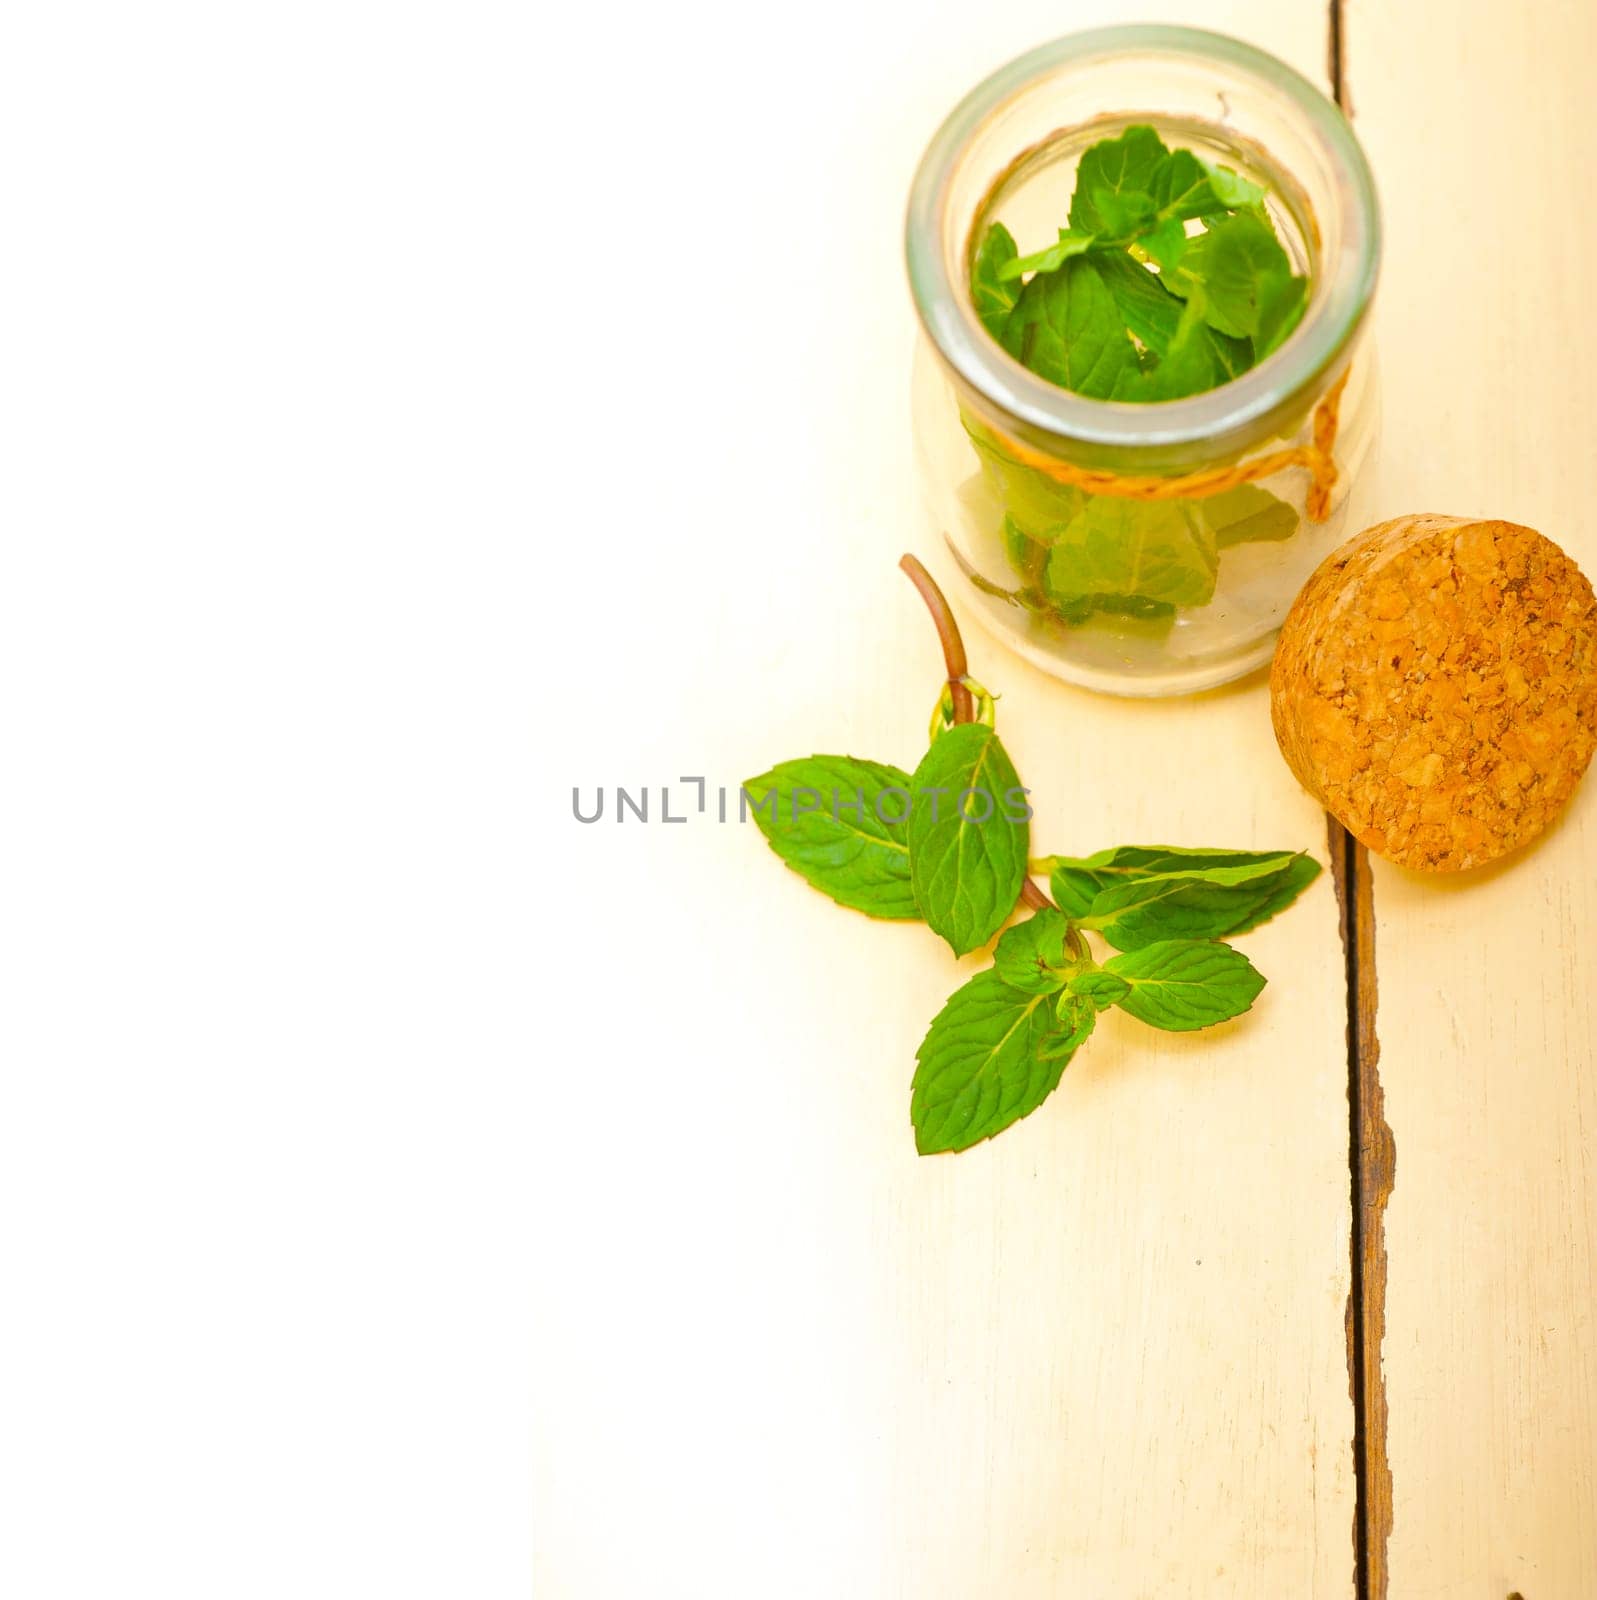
{"left": 898, "top": 553, "right": 1054, "bottom": 918}
{"left": 898, "top": 553, "right": 973, "bottom": 722}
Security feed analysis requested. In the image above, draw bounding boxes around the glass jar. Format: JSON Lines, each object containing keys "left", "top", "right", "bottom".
{"left": 905, "top": 25, "right": 1381, "bottom": 696}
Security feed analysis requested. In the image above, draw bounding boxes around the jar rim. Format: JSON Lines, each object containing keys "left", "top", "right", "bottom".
{"left": 904, "top": 24, "right": 1381, "bottom": 451}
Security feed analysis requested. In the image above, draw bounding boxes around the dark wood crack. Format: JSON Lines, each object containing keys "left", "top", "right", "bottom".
{"left": 1329, "top": 17, "right": 1388, "bottom": 1599}
{"left": 1332, "top": 819, "right": 1393, "bottom": 1600}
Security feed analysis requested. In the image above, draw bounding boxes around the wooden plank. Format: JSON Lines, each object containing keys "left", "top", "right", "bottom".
{"left": 1342, "top": 3, "right": 1597, "bottom": 1595}
{"left": 534, "top": 3, "right": 1357, "bottom": 1594}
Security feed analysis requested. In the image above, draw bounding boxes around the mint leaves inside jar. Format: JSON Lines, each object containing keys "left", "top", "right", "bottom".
{"left": 974, "top": 125, "right": 1308, "bottom": 401}
{"left": 967, "top": 124, "right": 1312, "bottom": 631}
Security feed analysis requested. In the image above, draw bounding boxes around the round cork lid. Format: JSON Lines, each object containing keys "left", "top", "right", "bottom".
{"left": 1270, "top": 514, "right": 1597, "bottom": 871}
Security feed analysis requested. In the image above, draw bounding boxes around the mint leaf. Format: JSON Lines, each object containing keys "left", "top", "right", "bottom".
{"left": 1016, "top": 522, "right": 1182, "bottom": 628}
{"left": 999, "top": 515, "right": 1053, "bottom": 607}
{"left": 999, "top": 229, "right": 1095, "bottom": 281}
{"left": 1176, "top": 210, "right": 1301, "bottom": 341}
{"left": 1088, "top": 248, "right": 1265, "bottom": 402}
{"left": 992, "top": 908, "right": 1074, "bottom": 994}
{"left": 1198, "top": 484, "right": 1300, "bottom": 548}
{"left": 1069, "top": 125, "right": 1169, "bottom": 239}
{"left": 1044, "top": 497, "right": 1218, "bottom": 610}
{"left": 971, "top": 223, "right": 1020, "bottom": 341}
{"left": 1141, "top": 216, "right": 1189, "bottom": 275}
{"left": 998, "top": 518, "right": 1041, "bottom": 591}
{"left": 1090, "top": 248, "right": 1186, "bottom": 356}
{"left": 1046, "top": 844, "right": 1302, "bottom": 917}
{"left": 1147, "top": 148, "right": 1218, "bottom": 222}
{"left": 1200, "top": 160, "right": 1266, "bottom": 210}
{"left": 1050, "top": 592, "right": 1178, "bottom": 628}
{"left": 906, "top": 724, "right": 1029, "bottom": 956}
{"left": 1070, "top": 130, "right": 1241, "bottom": 245}
{"left": 1066, "top": 967, "right": 1132, "bottom": 1010}
{"left": 1054, "top": 844, "right": 1302, "bottom": 878}
{"left": 1103, "top": 940, "right": 1265, "bottom": 1031}
{"left": 1040, "top": 993, "right": 1097, "bottom": 1059}
{"left": 1255, "top": 269, "right": 1309, "bottom": 359}
{"left": 1217, "top": 852, "right": 1322, "bottom": 935}
{"left": 911, "top": 970, "right": 1063, "bottom": 1153}
{"left": 1142, "top": 297, "right": 1254, "bottom": 400}
{"left": 1082, "top": 861, "right": 1313, "bottom": 951}
{"left": 965, "top": 420, "right": 1086, "bottom": 542}
{"left": 1001, "top": 256, "right": 1138, "bottom": 399}
{"left": 743, "top": 755, "right": 918, "bottom": 919}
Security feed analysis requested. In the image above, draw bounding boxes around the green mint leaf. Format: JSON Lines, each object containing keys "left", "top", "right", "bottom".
{"left": 1044, "top": 864, "right": 1099, "bottom": 919}
{"left": 1200, "top": 160, "right": 1266, "bottom": 210}
{"left": 906, "top": 724, "right": 1029, "bottom": 956}
{"left": 1095, "top": 191, "right": 1155, "bottom": 240}
{"left": 1255, "top": 269, "right": 1309, "bottom": 359}
{"left": 1010, "top": 526, "right": 1182, "bottom": 628}
{"left": 1103, "top": 940, "right": 1266, "bottom": 1031}
{"left": 998, "top": 229, "right": 1095, "bottom": 281}
{"left": 1082, "top": 855, "right": 1316, "bottom": 951}
{"left": 971, "top": 223, "right": 1020, "bottom": 341}
{"left": 1000, "top": 514, "right": 1048, "bottom": 587}
{"left": 1109, "top": 364, "right": 1154, "bottom": 401}
{"left": 1176, "top": 211, "right": 1300, "bottom": 341}
{"left": 1142, "top": 296, "right": 1254, "bottom": 400}
{"left": 965, "top": 419, "right": 1086, "bottom": 542}
{"left": 1039, "top": 994, "right": 1096, "bottom": 1060}
{"left": 1197, "top": 484, "right": 1300, "bottom": 548}
{"left": 992, "top": 908, "right": 1074, "bottom": 994}
{"left": 742, "top": 755, "right": 918, "bottom": 919}
{"left": 1001, "top": 256, "right": 1138, "bottom": 399}
{"left": 911, "top": 970, "right": 1063, "bottom": 1153}
{"left": 1141, "top": 216, "right": 1189, "bottom": 275}
{"left": 1147, "top": 148, "right": 1218, "bottom": 222}
{"left": 1070, "top": 141, "right": 1231, "bottom": 250}
{"left": 1044, "top": 497, "right": 1218, "bottom": 610}
{"left": 1090, "top": 248, "right": 1186, "bottom": 357}
{"left": 1066, "top": 967, "right": 1132, "bottom": 1010}
{"left": 997, "top": 516, "right": 1056, "bottom": 611}
{"left": 1051, "top": 591, "right": 1179, "bottom": 628}
{"left": 1045, "top": 844, "right": 1303, "bottom": 917}
{"left": 1069, "top": 125, "right": 1169, "bottom": 238}
{"left": 1214, "top": 852, "right": 1322, "bottom": 936}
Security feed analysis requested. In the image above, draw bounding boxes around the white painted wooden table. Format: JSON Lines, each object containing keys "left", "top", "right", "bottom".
{"left": 536, "top": 3, "right": 1597, "bottom": 1596}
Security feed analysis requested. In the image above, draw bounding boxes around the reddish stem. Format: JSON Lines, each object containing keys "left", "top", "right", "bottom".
{"left": 1019, "top": 878, "right": 1050, "bottom": 911}
{"left": 898, "top": 554, "right": 973, "bottom": 723}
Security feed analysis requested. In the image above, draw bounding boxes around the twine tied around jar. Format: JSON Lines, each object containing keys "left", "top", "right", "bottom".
{"left": 985, "top": 367, "right": 1351, "bottom": 523}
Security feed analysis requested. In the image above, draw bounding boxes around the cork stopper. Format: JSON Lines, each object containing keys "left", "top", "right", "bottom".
{"left": 1270, "top": 514, "right": 1597, "bottom": 871}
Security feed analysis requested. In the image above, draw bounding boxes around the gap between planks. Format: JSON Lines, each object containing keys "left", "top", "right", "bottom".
{"left": 1331, "top": 820, "right": 1393, "bottom": 1600}
{"left": 1327, "top": 8, "right": 1388, "bottom": 1596}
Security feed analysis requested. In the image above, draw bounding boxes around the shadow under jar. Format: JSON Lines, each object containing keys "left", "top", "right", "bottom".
{"left": 906, "top": 26, "right": 1381, "bottom": 696}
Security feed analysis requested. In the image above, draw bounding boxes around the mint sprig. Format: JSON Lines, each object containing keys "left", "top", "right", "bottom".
{"left": 745, "top": 558, "right": 1321, "bottom": 1154}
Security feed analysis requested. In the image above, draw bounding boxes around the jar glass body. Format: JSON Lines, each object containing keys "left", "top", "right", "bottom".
{"left": 906, "top": 27, "right": 1382, "bottom": 696}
